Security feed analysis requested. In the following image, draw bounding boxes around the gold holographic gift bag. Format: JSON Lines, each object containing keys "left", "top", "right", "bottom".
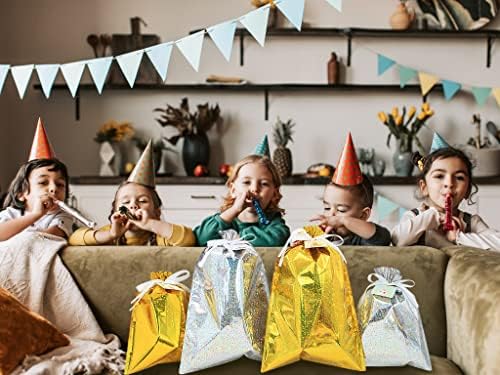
{"left": 261, "top": 226, "right": 366, "bottom": 372}
{"left": 125, "top": 270, "right": 190, "bottom": 374}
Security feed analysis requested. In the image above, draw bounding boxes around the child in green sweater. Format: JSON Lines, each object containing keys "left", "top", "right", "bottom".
{"left": 194, "top": 154, "right": 290, "bottom": 247}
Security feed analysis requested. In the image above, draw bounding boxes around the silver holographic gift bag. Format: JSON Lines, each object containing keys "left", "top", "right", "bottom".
{"left": 357, "top": 266, "right": 432, "bottom": 371}
{"left": 179, "top": 230, "right": 269, "bottom": 374}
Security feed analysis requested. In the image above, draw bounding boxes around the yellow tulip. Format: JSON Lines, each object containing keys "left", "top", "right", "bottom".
{"left": 407, "top": 106, "right": 416, "bottom": 118}
{"left": 425, "top": 110, "right": 434, "bottom": 117}
{"left": 378, "top": 112, "right": 388, "bottom": 123}
{"left": 392, "top": 107, "right": 399, "bottom": 118}
{"left": 417, "top": 112, "right": 426, "bottom": 120}
{"left": 422, "top": 102, "right": 430, "bottom": 112}
{"left": 395, "top": 115, "right": 403, "bottom": 126}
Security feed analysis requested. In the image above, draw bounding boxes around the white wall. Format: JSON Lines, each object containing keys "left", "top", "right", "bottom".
{"left": 1, "top": 0, "right": 500, "bottom": 190}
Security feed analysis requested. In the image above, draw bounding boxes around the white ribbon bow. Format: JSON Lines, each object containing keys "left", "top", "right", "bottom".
{"left": 277, "top": 227, "right": 345, "bottom": 267}
{"left": 199, "top": 237, "right": 255, "bottom": 267}
{"left": 364, "top": 272, "right": 418, "bottom": 313}
{"left": 130, "top": 269, "right": 191, "bottom": 311}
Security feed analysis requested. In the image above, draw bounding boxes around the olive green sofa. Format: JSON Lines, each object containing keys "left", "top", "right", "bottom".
{"left": 60, "top": 245, "right": 500, "bottom": 375}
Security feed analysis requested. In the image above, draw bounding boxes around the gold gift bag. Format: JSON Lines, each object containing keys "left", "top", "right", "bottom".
{"left": 261, "top": 226, "right": 366, "bottom": 372}
{"left": 125, "top": 270, "right": 190, "bottom": 374}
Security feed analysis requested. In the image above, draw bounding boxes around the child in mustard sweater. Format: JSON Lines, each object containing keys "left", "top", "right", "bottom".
{"left": 69, "top": 141, "right": 195, "bottom": 246}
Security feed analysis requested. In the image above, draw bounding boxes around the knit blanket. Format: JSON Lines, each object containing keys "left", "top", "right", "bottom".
{"left": 0, "top": 232, "right": 124, "bottom": 374}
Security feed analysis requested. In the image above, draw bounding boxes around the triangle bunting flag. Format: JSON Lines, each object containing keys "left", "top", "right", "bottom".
{"left": 442, "top": 80, "right": 461, "bottom": 101}
{"left": 239, "top": 5, "right": 270, "bottom": 47}
{"left": 87, "top": 57, "right": 113, "bottom": 94}
{"left": 11, "top": 64, "right": 34, "bottom": 99}
{"left": 176, "top": 31, "right": 205, "bottom": 71}
{"left": 276, "top": 0, "right": 305, "bottom": 31}
{"left": 207, "top": 21, "right": 237, "bottom": 62}
{"left": 146, "top": 43, "right": 173, "bottom": 81}
{"left": 418, "top": 72, "right": 438, "bottom": 96}
{"left": 35, "top": 64, "right": 60, "bottom": 99}
{"left": 377, "top": 54, "right": 396, "bottom": 76}
{"left": 60, "top": 61, "right": 86, "bottom": 97}
{"left": 116, "top": 51, "right": 144, "bottom": 88}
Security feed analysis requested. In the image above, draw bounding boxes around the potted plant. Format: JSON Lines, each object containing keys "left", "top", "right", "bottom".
{"left": 377, "top": 103, "right": 434, "bottom": 176}
{"left": 154, "top": 98, "right": 221, "bottom": 176}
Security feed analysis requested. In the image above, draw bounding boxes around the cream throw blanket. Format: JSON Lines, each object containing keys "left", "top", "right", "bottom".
{"left": 0, "top": 232, "right": 124, "bottom": 374}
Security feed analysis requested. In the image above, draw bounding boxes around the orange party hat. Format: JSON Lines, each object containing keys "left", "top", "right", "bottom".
{"left": 128, "top": 140, "right": 155, "bottom": 188}
{"left": 28, "top": 117, "right": 56, "bottom": 161}
{"left": 331, "top": 132, "right": 363, "bottom": 186}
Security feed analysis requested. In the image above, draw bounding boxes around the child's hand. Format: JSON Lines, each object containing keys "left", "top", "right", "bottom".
{"left": 129, "top": 208, "right": 152, "bottom": 231}
{"left": 32, "top": 194, "right": 56, "bottom": 217}
{"left": 439, "top": 214, "right": 463, "bottom": 242}
{"left": 109, "top": 212, "right": 129, "bottom": 239}
{"left": 233, "top": 191, "right": 253, "bottom": 214}
{"left": 310, "top": 214, "right": 344, "bottom": 234}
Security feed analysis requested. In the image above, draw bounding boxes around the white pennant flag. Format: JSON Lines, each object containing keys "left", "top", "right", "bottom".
{"left": 11, "top": 64, "right": 34, "bottom": 99}
{"left": 239, "top": 5, "right": 270, "bottom": 47}
{"left": 116, "top": 50, "right": 144, "bottom": 88}
{"left": 35, "top": 64, "right": 59, "bottom": 99}
{"left": 326, "top": 0, "right": 342, "bottom": 11}
{"left": 0, "top": 64, "right": 10, "bottom": 94}
{"left": 276, "top": 0, "right": 305, "bottom": 31}
{"left": 60, "top": 61, "right": 86, "bottom": 98}
{"left": 87, "top": 57, "right": 113, "bottom": 94}
{"left": 207, "top": 20, "right": 237, "bottom": 61}
{"left": 146, "top": 43, "right": 173, "bottom": 82}
{"left": 176, "top": 31, "right": 205, "bottom": 71}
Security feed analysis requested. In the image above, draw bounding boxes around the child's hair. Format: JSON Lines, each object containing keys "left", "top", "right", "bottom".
{"left": 3, "top": 158, "right": 69, "bottom": 211}
{"left": 412, "top": 147, "right": 478, "bottom": 204}
{"left": 108, "top": 181, "right": 163, "bottom": 221}
{"left": 328, "top": 174, "right": 374, "bottom": 209}
{"left": 220, "top": 154, "right": 285, "bottom": 215}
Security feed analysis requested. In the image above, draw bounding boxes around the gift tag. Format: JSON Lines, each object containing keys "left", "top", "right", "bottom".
{"left": 372, "top": 284, "right": 397, "bottom": 299}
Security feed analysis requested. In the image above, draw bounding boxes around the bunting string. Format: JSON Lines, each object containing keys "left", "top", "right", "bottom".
{"left": 0, "top": 0, "right": 343, "bottom": 99}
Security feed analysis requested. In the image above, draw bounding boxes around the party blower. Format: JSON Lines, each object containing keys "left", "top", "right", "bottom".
{"left": 54, "top": 200, "right": 96, "bottom": 229}
{"left": 252, "top": 198, "right": 270, "bottom": 225}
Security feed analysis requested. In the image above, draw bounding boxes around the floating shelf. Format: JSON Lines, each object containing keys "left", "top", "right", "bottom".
{"left": 191, "top": 27, "right": 500, "bottom": 67}
{"left": 34, "top": 83, "right": 437, "bottom": 121}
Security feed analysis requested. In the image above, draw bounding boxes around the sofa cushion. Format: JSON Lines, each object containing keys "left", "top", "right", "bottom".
{"left": 61, "top": 245, "right": 448, "bottom": 357}
{"left": 445, "top": 248, "right": 500, "bottom": 375}
{"left": 123, "top": 355, "right": 461, "bottom": 374}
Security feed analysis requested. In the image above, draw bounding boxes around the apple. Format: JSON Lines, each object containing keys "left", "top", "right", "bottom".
{"left": 193, "top": 164, "right": 208, "bottom": 177}
{"left": 219, "top": 163, "right": 231, "bottom": 177}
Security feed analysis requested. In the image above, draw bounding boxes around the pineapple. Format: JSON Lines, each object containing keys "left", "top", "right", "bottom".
{"left": 272, "top": 117, "right": 295, "bottom": 178}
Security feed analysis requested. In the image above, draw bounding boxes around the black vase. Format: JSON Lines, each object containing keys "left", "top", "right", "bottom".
{"left": 182, "top": 132, "right": 210, "bottom": 176}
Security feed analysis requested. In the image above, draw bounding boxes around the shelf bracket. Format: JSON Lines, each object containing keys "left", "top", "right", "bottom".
{"left": 240, "top": 32, "right": 245, "bottom": 66}
{"left": 264, "top": 89, "right": 269, "bottom": 121}
{"left": 75, "top": 93, "right": 80, "bottom": 121}
{"left": 346, "top": 31, "right": 352, "bottom": 67}
{"left": 487, "top": 35, "right": 493, "bottom": 68}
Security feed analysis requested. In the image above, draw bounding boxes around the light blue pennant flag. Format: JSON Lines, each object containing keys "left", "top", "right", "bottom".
{"left": 276, "top": 0, "right": 305, "bottom": 31}
{"left": 116, "top": 50, "right": 144, "bottom": 88}
{"left": 35, "top": 64, "right": 59, "bottom": 99}
{"left": 399, "top": 66, "right": 417, "bottom": 88}
{"left": 145, "top": 43, "right": 173, "bottom": 82}
{"left": 239, "top": 5, "right": 270, "bottom": 47}
{"left": 471, "top": 86, "right": 491, "bottom": 106}
{"left": 377, "top": 195, "right": 400, "bottom": 221}
{"left": 442, "top": 80, "right": 461, "bottom": 101}
{"left": 176, "top": 31, "right": 205, "bottom": 71}
{"left": 0, "top": 64, "right": 10, "bottom": 94}
{"left": 377, "top": 54, "right": 396, "bottom": 76}
{"left": 11, "top": 64, "right": 34, "bottom": 99}
{"left": 399, "top": 207, "right": 407, "bottom": 220}
{"left": 87, "top": 57, "right": 113, "bottom": 94}
{"left": 60, "top": 61, "right": 86, "bottom": 98}
{"left": 207, "top": 21, "right": 237, "bottom": 61}
{"left": 325, "top": 0, "right": 342, "bottom": 11}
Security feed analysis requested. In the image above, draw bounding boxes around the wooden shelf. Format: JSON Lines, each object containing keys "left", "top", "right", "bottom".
{"left": 70, "top": 174, "right": 500, "bottom": 186}
{"left": 191, "top": 27, "right": 499, "bottom": 67}
{"left": 34, "top": 83, "right": 436, "bottom": 121}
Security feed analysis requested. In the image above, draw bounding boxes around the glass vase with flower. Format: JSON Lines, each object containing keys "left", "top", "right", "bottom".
{"left": 94, "top": 120, "right": 135, "bottom": 176}
{"left": 377, "top": 103, "right": 434, "bottom": 176}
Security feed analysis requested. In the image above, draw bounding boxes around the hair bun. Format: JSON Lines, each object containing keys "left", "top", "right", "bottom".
{"left": 412, "top": 152, "right": 425, "bottom": 170}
